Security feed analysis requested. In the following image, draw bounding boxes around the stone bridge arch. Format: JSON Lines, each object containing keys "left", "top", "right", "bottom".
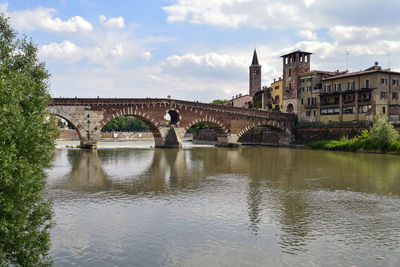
{"left": 184, "top": 117, "right": 231, "bottom": 145}
{"left": 236, "top": 119, "right": 294, "bottom": 145}
{"left": 100, "top": 107, "right": 168, "bottom": 147}
{"left": 48, "top": 106, "right": 84, "bottom": 141}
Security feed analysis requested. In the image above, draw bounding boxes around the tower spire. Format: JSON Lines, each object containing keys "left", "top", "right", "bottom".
{"left": 251, "top": 49, "right": 259, "bottom": 65}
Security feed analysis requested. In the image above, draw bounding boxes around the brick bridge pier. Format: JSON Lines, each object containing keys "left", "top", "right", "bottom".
{"left": 49, "top": 98, "right": 296, "bottom": 149}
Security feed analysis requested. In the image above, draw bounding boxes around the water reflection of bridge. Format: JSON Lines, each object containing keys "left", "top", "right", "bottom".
{"left": 52, "top": 147, "right": 400, "bottom": 254}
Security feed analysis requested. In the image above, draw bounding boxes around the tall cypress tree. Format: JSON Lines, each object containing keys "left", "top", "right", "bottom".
{"left": 0, "top": 15, "right": 58, "bottom": 266}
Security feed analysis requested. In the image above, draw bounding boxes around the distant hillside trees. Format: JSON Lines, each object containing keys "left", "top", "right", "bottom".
{"left": 102, "top": 116, "right": 150, "bottom": 132}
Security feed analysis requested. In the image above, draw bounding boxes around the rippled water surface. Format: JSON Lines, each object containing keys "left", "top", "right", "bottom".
{"left": 47, "top": 143, "right": 400, "bottom": 266}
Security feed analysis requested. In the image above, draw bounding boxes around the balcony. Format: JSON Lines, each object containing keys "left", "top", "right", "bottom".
{"left": 321, "top": 102, "right": 339, "bottom": 107}
{"left": 320, "top": 90, "right": 341, "bottom": 95}
{"left": 358, "top": 99, "right": 371, "bottom": 104}
{"left": 305, "top": 104, "right": 318, "bottom": 109}
{"left": 360, "top": 87, "right": 375, "bottom": 91}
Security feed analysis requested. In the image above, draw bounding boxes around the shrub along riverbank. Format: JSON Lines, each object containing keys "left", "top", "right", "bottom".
{"left": 308, "top": 114, "right": 400, "bottom": 154}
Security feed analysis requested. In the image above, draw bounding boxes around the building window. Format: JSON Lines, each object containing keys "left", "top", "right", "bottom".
{"left": 288, "top": 69, "right": 292, "bottom": 76}
{"left": 307, "top": 77, "right": 312, "bottom": 82}
{"left": 300, "top": 78, "right": 305, "bottom": 83}
{"left": 392, "top": 79, "right": 399, "bottom": 86}
{"left": 358, "top": 105, "right": 371, "bottom": 113}
{"left": 343, "top": 107, "right": 355, "bottom": 114}
{"left": 306, "top": 111, "right": 311, "bottom": 117}
{"left": 313, "top": 110, "right": 316, "bottom": 116}
{"left": 393, "top": 92, "right": 398, "bottom": 99}
{"left": 347, "top": 81, "right": 355, "bottom": 90}
{"left": 383, "top": 107, "right": 386, "bottom": 114}
{"left": 321, "top": 108, "right": 340, "bottom": 115}
{"left": 275, "top": 95, "right": 280, "bottom": 103}
{"left": 301, "top": 98, "right": 304, "bottom": 104}
{"left": 288, "top": 83, "right": 292, "bottom": 90}
{"left": 381, "top": 78, "right": 388, "bottom": 85}
{"left": 334, "top": 96, "right": 340, "bottom": 104}
{"left": 307, "top": 98, "right": 311, "bottom": 106}
{"left": 307, "top": 86, "right": 312, "bottom": 92}
{"left": 381, "top": 91, "right": 388, "bottom": 99}
{"left": 275, "top": 85, "right": 279, "bottom": 90}
{"left": 325, "top": 84, "right": 331, "bottom": 93}
{"left": 334, "top": 83, "right": 341, "bottom": 92}
{"left": 365, "top": 79, "right": 370, "bottom": 88}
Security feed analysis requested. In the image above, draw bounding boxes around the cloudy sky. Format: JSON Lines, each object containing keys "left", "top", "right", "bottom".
{"left": 4, "top": 0, "right": 400, "bottom": 102}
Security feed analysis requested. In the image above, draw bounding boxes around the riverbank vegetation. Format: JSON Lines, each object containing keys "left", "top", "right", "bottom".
{"left": 102, "top": 116, "right": 149, "bottom": 132}
{"left": 0, "top": 16, "right": 58, "bottom": 265}
{"left": 308, "top": 115, "right": 400, "bottom": 153}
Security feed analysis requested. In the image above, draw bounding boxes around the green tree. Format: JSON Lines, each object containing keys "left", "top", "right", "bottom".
{"left": 369, "top": 113, "right": 400, "bottom": 151}
{"left": 0, "top": 16, "right": 58, "bottom": 266}
{"left": 211, "top": 99, "right": 229, "bottom": 105}
{"left": 101, "top": 116, "right": 149, "bottom": 132}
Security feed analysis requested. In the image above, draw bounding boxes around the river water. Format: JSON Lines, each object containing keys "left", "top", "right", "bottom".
{"left": 47, "top": 141, "right": 400, "bottom": 266}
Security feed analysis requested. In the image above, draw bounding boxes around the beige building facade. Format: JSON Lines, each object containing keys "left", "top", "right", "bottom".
{"left": 270, "top": 78, "right": 283, "bottom": 111}
{"left": 297, "top": 63, "right": 400, "bottom": 123}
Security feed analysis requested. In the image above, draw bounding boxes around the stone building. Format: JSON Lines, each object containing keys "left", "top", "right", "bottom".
{"left": 229, "top": 93, "right": 253, "bottom": 108}
{"left": 230, "top": 49, "right": 262, "bottom": 108}
{"left": 318, "top": 63, "right": 400, "bottom": 122}
{"left": 297, "top": 70, "right": 335, "bottom": 122}
{"left": 270, "top": 78, "right": 283, "bottom": 111}
{"left": 249, "top": 49, "right": 261, "bottom": 96}
{"left": 281, "top": 50, "right": 311, "bottom": 114}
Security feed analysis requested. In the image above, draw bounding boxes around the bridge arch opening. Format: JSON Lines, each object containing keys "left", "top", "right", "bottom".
{"left": 51, "top": 114, "right": 83, "bottom": 141}
{"left": 286, "top": 103, "right": 294, "bottom": 114}
{"left": 237, "top": 124, "right": 292, "bottom": 146}
{"left": 100, "top": 115, "right": 158, "bottom": 141}
{"left": 186, "top": 121, "right": 229, "bottom": 145}
{"left": 164, "top": 110, "right": 180, "bottom": 125}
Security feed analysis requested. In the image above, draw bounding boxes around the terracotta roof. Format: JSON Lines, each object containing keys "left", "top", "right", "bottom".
{"left": 322, "top": 68, "right": 400, "bottom": 81}
{"left": 300, "top": 70, "right": 336, "bottom": 76}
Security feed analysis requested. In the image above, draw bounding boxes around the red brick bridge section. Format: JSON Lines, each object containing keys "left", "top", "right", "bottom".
{"left": 49, "top": 98, "right": 296, "bottom": 149}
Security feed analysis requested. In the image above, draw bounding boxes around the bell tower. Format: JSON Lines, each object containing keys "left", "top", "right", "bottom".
{"left": 281, "top": 50, "right": 312, "bottom": 113}
{"left": 249, "top": 49, "right": 261, "bottom": 96}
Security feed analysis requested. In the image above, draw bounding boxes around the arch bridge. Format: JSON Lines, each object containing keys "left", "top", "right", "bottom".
{"left": 49, "top": 98, "right": 296, "bottom": 149}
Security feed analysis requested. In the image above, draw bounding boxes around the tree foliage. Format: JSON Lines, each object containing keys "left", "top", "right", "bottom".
{"left": 101, "top": 116, "right": 149, "bottom": 132}
{"left": 369, "top": 113, "right": 400, "bottom": 151}
{"left": 308, "top": 115, "right": 400, "bottom": 153}
{"left": 211, "top": 99, "right": 229, "bottom": 105}
{"left": 0, "top": 16, "right": 58, "bottom": 266}
{"left": 187, "top": 122, "right": 210, "bottom": 133}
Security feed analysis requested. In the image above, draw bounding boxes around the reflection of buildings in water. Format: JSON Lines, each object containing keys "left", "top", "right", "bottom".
{"left": 274, "top": 191, "right": 312, "bottom": 254}
{"left": 247, "top": 178, "right": 263, "bottom": 235}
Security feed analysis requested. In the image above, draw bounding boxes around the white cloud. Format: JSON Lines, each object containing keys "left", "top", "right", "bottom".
{"left": 5, "top": 6, "right": 93, "bottom": 33}
{"left": 111, "top": 44, "right": 124, "bottom": 56}
{"left": 329, "top": 26, "right": 382, "bottom": 41}
{"left": 298, "top": 29, "right": 318, "bottom": 40}
{"left": 304, "top": 0, "right": 315, "bottom": 7}
{"left": 99, "top": 15, "right": 125, "bottom": 28}
{"left": 141, "top": 51, "right": 152, "bottom": 61}
{"left": 40, "top": 40, "right": 83, "bottom": 62}
{"left": 163, "top": 0, "right": 400, "bottom": 31}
